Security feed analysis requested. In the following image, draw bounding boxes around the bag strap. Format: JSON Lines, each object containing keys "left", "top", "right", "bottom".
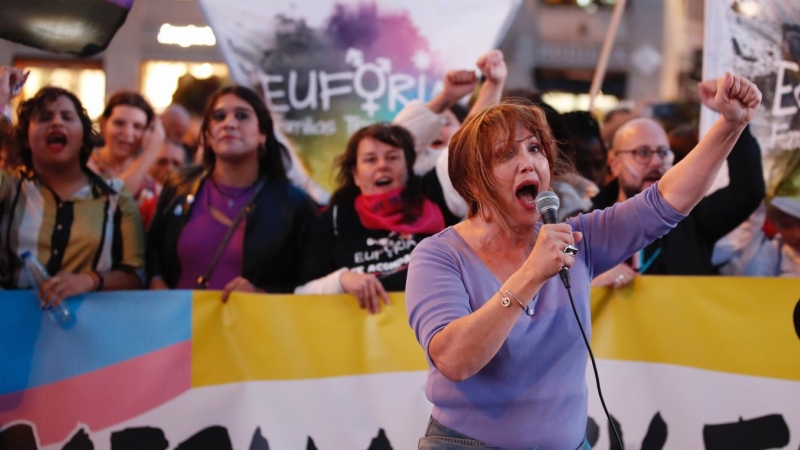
{"left": 197, "top": 178, "right": 267, "bottom": 289}
{"left": 332, "top": 204, "right": 339, "bottom": 237}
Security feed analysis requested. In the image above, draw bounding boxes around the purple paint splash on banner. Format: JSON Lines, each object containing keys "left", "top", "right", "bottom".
{"left": 325, "top": 2, "right": 442, "bottom": 74}
{"left": 106, "top": 0, "right": 134, "bottom": 9}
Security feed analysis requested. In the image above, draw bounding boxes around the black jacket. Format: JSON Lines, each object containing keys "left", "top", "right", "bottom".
{"left": 147, "top": 166, "right": 319, "bottom": 292}
{"left": 298, "top": 170, "right": 460, "bottom": 291}
{"left": 591, "top": 126, "right": 765, "bottom": 275}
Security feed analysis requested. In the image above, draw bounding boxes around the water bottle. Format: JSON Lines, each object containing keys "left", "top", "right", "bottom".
{"left": 20, "top": 251, "right": 74, "bottom": 326}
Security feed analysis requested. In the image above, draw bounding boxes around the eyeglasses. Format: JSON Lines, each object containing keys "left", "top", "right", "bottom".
{"left": 615, "top": 146, "right": 674, "bottom": 165}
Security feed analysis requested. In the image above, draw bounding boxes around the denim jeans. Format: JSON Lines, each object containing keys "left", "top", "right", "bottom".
{"left": 418, "top": 416, "right": 592, "bottom": 450}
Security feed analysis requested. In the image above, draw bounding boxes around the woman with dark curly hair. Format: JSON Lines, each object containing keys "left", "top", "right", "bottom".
{"left": 146, "top": 86, "right": 318, "bottom": 300}
{"left": 0, "top": 70, "right": 145, "bottom": 301}
{"left": 295, "top": 123, "right": 459, "bottom": 314}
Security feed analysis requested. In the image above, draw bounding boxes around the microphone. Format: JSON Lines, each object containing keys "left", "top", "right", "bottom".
{"left": 535, "top": 191, "right": 560, "bottom": 224}
{"left": 535, "top": 191, "right": 571, "bottom": 289}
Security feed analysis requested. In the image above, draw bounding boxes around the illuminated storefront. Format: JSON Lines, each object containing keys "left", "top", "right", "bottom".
{"left": 141, "top": 60, "right": 228, "bottom": 113}
{"left": 12, "top": 59, "right": 106, "bottom": 119}
{"left": 2, "top": 0, "right": 229, "bottom": 118}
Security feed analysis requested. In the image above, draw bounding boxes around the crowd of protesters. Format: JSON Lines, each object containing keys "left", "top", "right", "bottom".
{"left": 0, "top": 48, "right": 796, "bottom": 314}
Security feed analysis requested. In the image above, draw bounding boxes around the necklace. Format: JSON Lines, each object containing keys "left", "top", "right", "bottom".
{"left": 210, "top": 178, "right": 251, "bottom": 208}
{"left": 206, "top": 178, "right": 257, "bottom": 228}
{"left": 201, "top": 176, "right": 264, "bottom": 230}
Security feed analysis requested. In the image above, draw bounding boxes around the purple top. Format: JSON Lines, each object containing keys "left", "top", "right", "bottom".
{"left": 176, "top": 180, "right": 255, "bottom": 290}
{"left": 405, "top": 183, "right": 685, "bottom": 449}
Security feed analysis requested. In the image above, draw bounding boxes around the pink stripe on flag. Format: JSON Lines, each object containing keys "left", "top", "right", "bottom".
{"left": 0, "top": 340, "right": 191, "bottom": 446}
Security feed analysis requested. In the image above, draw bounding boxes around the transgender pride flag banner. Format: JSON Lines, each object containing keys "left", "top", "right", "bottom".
{"left": 0, "top": 0, "right": 133, "bottom": 56}
{"left": 0, "top": 290, "right": 431, "bottom": 450}
{"left": 1, "top": 278, "right": 800, "bottom": 449}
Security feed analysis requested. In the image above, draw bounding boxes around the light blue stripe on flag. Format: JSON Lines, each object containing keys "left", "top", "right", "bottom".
{"left": 0, "top": 290, "right": 192, "bottom": 396}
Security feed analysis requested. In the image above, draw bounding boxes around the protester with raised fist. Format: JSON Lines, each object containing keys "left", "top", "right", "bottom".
{"left": 406, "top": 74, "right": 762, "bottom": 449}
{"left": 393, "top": 49, "right": 508, "bottom": 218}
{"left": 591, "top": 75, "right": 765, "bottom": 288}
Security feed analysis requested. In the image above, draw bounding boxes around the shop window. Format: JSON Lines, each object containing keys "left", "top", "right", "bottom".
{"left": 12, "top": 59, "right": 105, "bottom": 120}
{"left": 542, "top": 92, "right": 620, "bottom": 113}
{"left": 535, "top": 67, "right": 623, "bottom": 113}
{"left": 141, "top": 61, "right": 229, "bottom": 113}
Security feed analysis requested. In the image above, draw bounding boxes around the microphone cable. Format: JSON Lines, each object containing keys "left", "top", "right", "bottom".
{"left": 537, "top": 190, "right": 623, "bottom": 448}
{"left": 561, "top": 271, "right": 624, "bottom": 449}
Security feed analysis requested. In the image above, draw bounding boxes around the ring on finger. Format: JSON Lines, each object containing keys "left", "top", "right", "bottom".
{"left": 615, "top": 274, "right": 625, "bottom": 283}
{"left": 563, "top": 244, "right": 578, "bottom": 256}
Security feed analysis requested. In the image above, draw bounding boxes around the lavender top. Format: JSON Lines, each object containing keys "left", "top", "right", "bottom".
{"left": 405, "top": 183, "right": 685, "bottom": 449}
{"left": 176, "top": 181, "right": 255, "bottom": 289}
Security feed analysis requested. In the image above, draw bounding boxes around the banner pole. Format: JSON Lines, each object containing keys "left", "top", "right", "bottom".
{"left": 588, "top": 0, "right": 628, "bottom": 111}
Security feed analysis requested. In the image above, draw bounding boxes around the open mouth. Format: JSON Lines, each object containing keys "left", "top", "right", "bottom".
{"left": 430, "top": 139, "right": 445, "bottom": 149}
{"left": 46, "top": 131, "right": 67, "bottom": 151}
{"left": 375, "top": 178, "right": 393, "bottom": 187}
{"left": 515, "top": 182, "right": 539, "bottom": 204}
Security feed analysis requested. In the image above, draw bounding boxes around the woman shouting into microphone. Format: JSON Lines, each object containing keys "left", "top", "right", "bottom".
{"left": 406, "top": 73, "right": 761, "bottom": 449}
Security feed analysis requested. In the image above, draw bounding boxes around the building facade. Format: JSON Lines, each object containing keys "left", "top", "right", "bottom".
{"left": 0, "top": 0, "right": 704, "bottom": 115}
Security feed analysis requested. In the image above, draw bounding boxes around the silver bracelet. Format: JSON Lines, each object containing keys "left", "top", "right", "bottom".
{"left": 498, "top": 289, "right": 535, "bottom": 316}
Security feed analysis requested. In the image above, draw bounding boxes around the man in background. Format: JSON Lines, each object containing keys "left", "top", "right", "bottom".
{"left": 139, "top": 139, "right": 187, "bottom": 229}
{"left": 590, "top": 80, "right": 766, "bottom": 286}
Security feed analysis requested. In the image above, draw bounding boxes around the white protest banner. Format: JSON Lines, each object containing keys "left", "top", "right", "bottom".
{"left": 196, "top": 0, "right": 521, "bottom": 193}
{"left": 702, "top": 0, "right": 800, "bottom": 179}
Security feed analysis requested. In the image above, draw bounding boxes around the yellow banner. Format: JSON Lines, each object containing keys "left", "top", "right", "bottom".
{"left": 191, "top": 277, "right": 800, "bottom": 387}
{"left": 590, "top": 276, "right": 800, "bottom": 381}
{"left": 192, "top": 292, "right": 427, "bottom": 386}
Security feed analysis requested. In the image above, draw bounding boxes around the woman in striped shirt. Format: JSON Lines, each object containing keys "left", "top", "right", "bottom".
{"left": 0, "top": 78, "right": 145, "bottom": 304}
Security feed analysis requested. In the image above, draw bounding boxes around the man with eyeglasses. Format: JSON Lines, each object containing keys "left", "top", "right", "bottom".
{"left": 590, "top": 91, "right": 765, "bottom": 285}
{"left": 605, "top": 120, "right": 678, "bottom": 202}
